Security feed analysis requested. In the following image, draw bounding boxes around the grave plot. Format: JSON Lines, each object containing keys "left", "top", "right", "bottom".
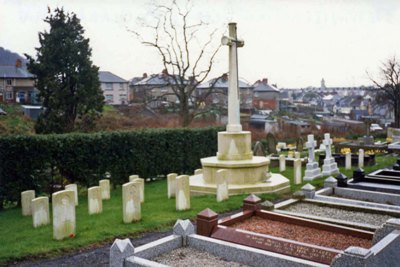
{"left": 274, "top": 198, "right": 400, "bottom": 231}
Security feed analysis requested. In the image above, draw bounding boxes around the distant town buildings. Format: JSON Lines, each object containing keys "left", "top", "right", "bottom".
{"left": 98, "top": 71, "right": 129, "bottom": 105}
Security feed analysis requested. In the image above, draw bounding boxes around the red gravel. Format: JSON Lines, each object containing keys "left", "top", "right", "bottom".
{"left": 232, "top": 216, "right": 371, "bottom": 250}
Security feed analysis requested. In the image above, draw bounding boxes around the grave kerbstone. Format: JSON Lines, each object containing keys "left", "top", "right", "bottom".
{"left": 32, "top": 196, "right": 50, "bottom": 228}
{"left": 21, "top": 190, "right": 35, "bottom": 216}
{"left": 88, "top": 186, "right": 103, "bottom": 215}
{"left": 216, "top": 169, "right": 229, "bottom": 202}
{"left": 261, "top": 200, "right": 274, "bottom": 210}
{"left": 359, "top": 149, "right": 364, "bottom": 168}
{"left": 167, "top": 173, "right": 178, "bottom": 199}
{"left": 345, "top": 152, "right": 352, "bottom": 170}
{"left": 324, "top": 176, "right": 338, "bottom": 188}
{"left": 197, "top": 208, "right": 218, "bottom": 237}
{"left": 301, "top": 183, "right": 316, "bottom": 199}
{"left": 52, "top": 190, "right": 76, "bottom": 240}
{"left": 293, "top": 158, "right": 302, "bottom": 185}
{"left": 110, "top": 238, "right": 135, "bottom": 267}
{"left": 303, "top": 134, "right": 322, "bottom": 181}
{"left": 176, "top": 175, "right": 190, "bottom": 211}
{"left": 65, "top": 184, "right": 78, "bottom": 206}
{"left": 353, "top": 168, "right": 365, "bottom": 183}
{"left": 173, "top": 219, "right": 195, "bottom": 246}
{"left": 279, "top": 154, "right": 286, "bottom": 172}
{"left": 99, "top": 179, "right": 110, "bottom": 200}
{"left": 321, "top": 133, "right": 339, "bottom": 176}
{"left": 122, "top": 181, "right": 141, "bottom": 223}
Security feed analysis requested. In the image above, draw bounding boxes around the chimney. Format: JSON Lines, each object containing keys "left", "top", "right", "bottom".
{"left": 162, "top": 69, "right": 168, "bottom": 76}
{"left": 262, "top": 78, "right": 268, "bottom": 84}
{"left": 222, "top": 73, "right": 228, "bottom": 81}
{"left": 142, "top": 73, "right": 148, "bottom": 78}
{"left": 15, "top": 59, "right": 22, "bottom": 68}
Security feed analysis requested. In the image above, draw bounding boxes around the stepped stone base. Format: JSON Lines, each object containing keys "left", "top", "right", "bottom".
{"left": 303, "top": 162, "right": 322, "bottom": 181}
{"left": 322, "top": 158, "right": 340, "bottom": 176}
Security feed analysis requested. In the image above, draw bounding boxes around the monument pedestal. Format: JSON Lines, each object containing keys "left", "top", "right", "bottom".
{"left": 303, "top": 162, "right": 322, "bottom": 181}
{"left": 322, "top": 158, "right": 339, "bottom": 176}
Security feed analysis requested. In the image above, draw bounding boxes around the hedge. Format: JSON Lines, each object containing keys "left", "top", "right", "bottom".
{"left": 0, "top": 127, "right": 221, "bottom": 209}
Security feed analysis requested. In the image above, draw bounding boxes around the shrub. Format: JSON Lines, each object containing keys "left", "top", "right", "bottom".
{"left": 0, "top": 127, "right": 221, "bottom": 209}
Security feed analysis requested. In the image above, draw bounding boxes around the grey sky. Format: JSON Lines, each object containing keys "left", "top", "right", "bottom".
{"left": 1, "top": 0, "right": 399, "bottom": 88}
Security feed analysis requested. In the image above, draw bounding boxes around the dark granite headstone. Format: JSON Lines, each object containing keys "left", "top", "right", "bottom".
{"left": 353, "top": 168, "right": 365, "bottom": 183}
{"left": 296, "top": 137, "right": 304, "bottom": 151}
{"left": 336, "top": 173, "right": 348, "bottom": 187}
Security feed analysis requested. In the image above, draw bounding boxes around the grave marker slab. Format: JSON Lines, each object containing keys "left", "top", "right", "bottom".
{"left": 122, "top": 181, "right": 141, "bottom": 223}
{"left": 99, "top": 179, "right": 110, "bottom": 200}
{"left": 345, "top": 152, "right": 352, "bottom": 170}
{"left": 65, "top": 184, "right": 78, "bottom": 206}
{"left": 88, "top": 186, "right": 103, "bottom": 215}
{"left": 52, "top": 190, "right": 75, "bottom": 240}
{"left": 279, "top": 154, "right": 286, "bottom": 172}
{"left": 216, "top": 169, "right": 229, "bottom": 202}
{"left": 21, "top": 190, "right": 35, "bottom": 216}
{"left": 294, "top": 159, "right": 302, "bottom": 185}
{"left": 167, "top": 173, "right": 177, "bottom": 199}
{"left": 176, "top": 175, "right": 190, "bottom": 211}
{"left": 129, "top": 175, "right": 139, "bottom": 182}
{"left": 359, "top": 149, "right": 365, "bottom": 168}
{"left": 130, "top": 177, "right": 144, "bottom": 203}
{"left": 32, "top": 196, "right": 50, "bottom": 228}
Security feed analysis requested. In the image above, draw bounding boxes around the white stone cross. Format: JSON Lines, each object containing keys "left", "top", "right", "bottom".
{"left": 323, "top": 133, "right": 333, "bottom": 160}
{"left": 306, "top": 134, "right": 317, "bottom": 163}
{"left": 221, "top": 22, "right": 244, "bottom": 133}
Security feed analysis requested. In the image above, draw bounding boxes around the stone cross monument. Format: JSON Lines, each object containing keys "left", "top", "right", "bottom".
{"left": 321, "top": 133, "right": 339, "bottom": 176}
{"left": 304, "top": 134, "right": 322, "bottom": 181}
{"left": 222, "top": 23, "right": 244, "bottom": 133}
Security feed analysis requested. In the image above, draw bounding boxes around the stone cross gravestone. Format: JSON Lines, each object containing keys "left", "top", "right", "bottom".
{"left": 32, "top": 196, "right": 50, "bottom": 228}
{"left": 345, "top": 152, "right": 352, "bottom": 170}
{"left": 321, "top": 133, "right": 339, "bottom": 176}
{"left": 176, "top": 175, "right": 190, "bottom": 211}
{"left": 88, "top": 186, "right": 103, "bottom": 215}
{"left": 122, "top": 181, "right": 141, "bottom": 223}
{"left": 21, "top": 190, "right": 35, "bottom": 216}
{"left": 216, "top": 169, "right": 229, "bottom": 202}
{"left": 99, "top": 179, "right": 110, "bottom": 200}
{"left": 303, "top": 134, "right": 322, "bottom": 181}
{"left": 65, "top": 184, "right": 78, "bottom": 206}
{"left": 167, "top": 173, "right": 178, "bottom": 199}
{"left": 52, "top": 190, "right": 75, "bottom": 240}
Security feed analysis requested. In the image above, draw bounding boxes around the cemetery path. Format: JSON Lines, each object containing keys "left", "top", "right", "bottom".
{"left": 10, "top": 209, "right": 241, "bottom": 267}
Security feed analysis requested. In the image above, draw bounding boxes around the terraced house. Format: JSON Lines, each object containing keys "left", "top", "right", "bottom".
{"left": 99, "top": 71, "right": 129, "bottom": 105}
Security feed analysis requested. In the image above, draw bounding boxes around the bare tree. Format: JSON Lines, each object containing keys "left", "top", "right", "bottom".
{"left": 130, "top": 0, "right": 222, "bottom": 126}
{"left": 369, "top": 56, "right": 400, "bottom": 128}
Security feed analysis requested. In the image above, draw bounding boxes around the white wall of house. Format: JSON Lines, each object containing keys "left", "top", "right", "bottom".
{"left": 101, "top": 82, "right": 129, "bottom": 105}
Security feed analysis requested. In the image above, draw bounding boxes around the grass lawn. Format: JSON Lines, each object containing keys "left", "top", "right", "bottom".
{"left": 0, "top": 153, "right": 396, "bottom": 265}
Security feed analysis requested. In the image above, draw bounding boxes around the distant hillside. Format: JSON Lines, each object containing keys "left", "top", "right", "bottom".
{"left": 0, "top": 47, "right": 27, "bottom": 66}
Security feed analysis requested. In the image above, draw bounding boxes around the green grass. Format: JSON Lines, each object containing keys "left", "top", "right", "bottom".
{"left": 0, "top": 104, "right": 35, "bottom": 135}
{"left": 0, "top": 154, "right": 396, "bottom": 264}
{"left": 0, "top": 179, "right": 276, "bottom": 264}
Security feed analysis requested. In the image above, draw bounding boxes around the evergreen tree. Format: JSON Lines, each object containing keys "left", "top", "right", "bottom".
{"left": 26, "top": 8, "right": 104, "bottom": 133}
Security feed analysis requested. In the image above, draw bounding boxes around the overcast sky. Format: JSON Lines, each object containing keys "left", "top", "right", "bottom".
{"left": 1, "top": 0, "right": 399, "bottom": 88}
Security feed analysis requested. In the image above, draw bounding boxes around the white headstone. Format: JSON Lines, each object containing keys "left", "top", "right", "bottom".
{"left": 99, "top": 179, "right": 110, "bottom": 200}
{"left": 129, "top": 175, "right": 139, "bottom": 182}
{"left": 216, "top": 169, "right": 229, "bottom": 202}
{"left": 294, "top": 151, "right": 301, "bottom": 159}
{"left": 129, "top": 177, "right": 144, "bottom": 203}
{"left": 21, "top": 190, "right": 35, "bottom": 216}
{"left": 345, "top": 152, "right": 352, "bottom": 170}
{"left": 65, "top": 184, "right": 78, "bottom": 206}
{"left": 303, "top": 134, "right": 322, "bottom": 181}
{"left": 32, "top": 196, "right": 50, "bottom": 228}
{"left": 176, "top": 175, "right": 190, "bottom": 211}
{"left": 358, "top": 149, "right": 364, "bottom": 168}
{"left": 52, "top": 190, "right": 76, "bottom": 240}
{"left": 279, "top": 154, "right": 286, "bottom": 172}
{"left": 167, "top": 173, "right": 177, "bottom": 199}
{"left": 321, "top": 133, "right": 339, "bottom": 176}
{"left": 294, "top": 159, "right": 302, "bottom": 185}
{"left": 194, "top": 169, "right": 203, "bottom": 175}
{"left": 122, "top": 181, "right": 141, "bottom": 223}
{"left": 88, "top": 186, "right": 103, "bottom": 215}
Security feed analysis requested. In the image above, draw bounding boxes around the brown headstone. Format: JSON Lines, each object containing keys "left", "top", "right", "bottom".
{"left": 196, "top": 208, "right": 218, "bottom": 237}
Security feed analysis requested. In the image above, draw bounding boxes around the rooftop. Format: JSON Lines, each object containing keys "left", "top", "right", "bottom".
{"left": 0, "top": 65, "right": 34, "bottom": 78}
{"left": 99, "top": 71, "right": 128, "bottom": 83}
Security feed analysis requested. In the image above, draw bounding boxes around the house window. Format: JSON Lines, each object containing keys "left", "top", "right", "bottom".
{"left": 105, "top": 94, "right": 114, "bottom": 103}
{"left": 119, "top": 83, "right": 125, "bottom": 90}
{"left": 6, "top": 79, "right": 12, "bottom": 86}
{"left": 105, "top": 83, "right": 113, "bottom": 91}
{"left": 6, "top": 91, "right": 13, "bottom": 100}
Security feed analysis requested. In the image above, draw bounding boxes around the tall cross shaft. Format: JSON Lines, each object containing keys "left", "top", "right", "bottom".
{"left": 222, "top": 23, "right": 244, "bottom": 132}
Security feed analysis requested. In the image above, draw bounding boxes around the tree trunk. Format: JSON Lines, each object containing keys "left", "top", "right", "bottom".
{"left": 395, "top": 101, "right": 400, "bottom": 128}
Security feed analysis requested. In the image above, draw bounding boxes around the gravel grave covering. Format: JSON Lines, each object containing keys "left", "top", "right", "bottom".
{"left": 153, "top": 247, "right": 250, "bottom": 267}
{"left": 232, "top": 216, "right": 372, "bottom": 250}
{"left": 283, "top": 202, "right": 395, "bottom": 227}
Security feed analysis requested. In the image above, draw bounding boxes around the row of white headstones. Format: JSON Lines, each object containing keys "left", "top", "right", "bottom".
{"left": 20, "top": 172, "right": 219, "bottom": 241}
{"left": 278, "top": 133, "right": 366, "bottom": 183}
